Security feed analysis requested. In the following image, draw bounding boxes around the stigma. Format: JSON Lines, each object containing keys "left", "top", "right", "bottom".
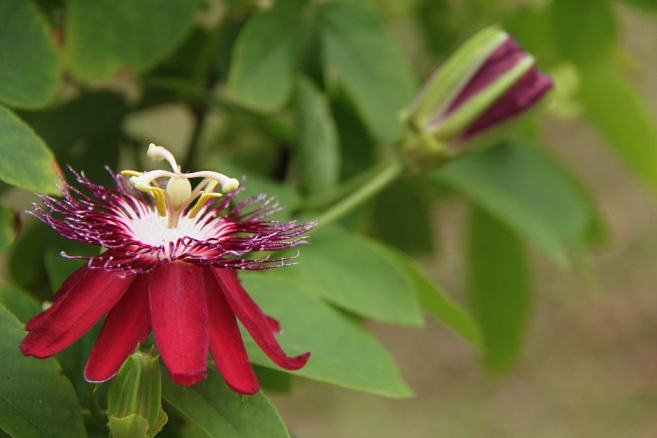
{"left": 121, "top": 143, "right": 240, "bottom": 228}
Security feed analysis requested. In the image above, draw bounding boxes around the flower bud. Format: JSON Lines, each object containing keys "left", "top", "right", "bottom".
{"left": 106, "top": 351, "right": 168, "bottom": 438}
{"left": 401, "top": 26, "right": 553, "bottom": 169}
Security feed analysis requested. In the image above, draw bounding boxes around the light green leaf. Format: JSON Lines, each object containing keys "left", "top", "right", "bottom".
{"left": 0, "top": 206, "right": 17, "bottom": 252}
{"left": 0, "top": 304, "right": 86, "bottom": 438}
{"left": 65, "top": 0, "right": 202, "bottom": 81}
{"left": 271, "top": 227, "right": 423, "bottom": 326}
{"left": 227, "top": 0, "right": 308, "bottom": 111}
{"left": 467, "top": 207, "right": 531, "bottom": 372}
{"left": 294, "top": 77, "right": 340, "bottom": 195}
{"left": 0, "top": 0, "right": 60, "bottom": 109}
{"left": 0, "top": 106, "right": 59, "bottom": 193}
{"left": 549, "top": 0, "right": 617, "bottom": 66}
{"left": 387, "top": 249, "right": 482, "bottom": 349}
{"left": 579, "top": 64, "right": 657, "bottom": 191}
{"left": 240, "top": 274, "right": 413, "bottom": 398}
{"left": 0, "top": 283, "right": 40, "bottom": 323}
{"left": 317, "top": 0, "right": 415, "bottom": 143}
{"left": 162, "top": 371, "right": 290, "bottom": 438}
{"left": 435, "top": 142, "right": 598, "bottom": 266}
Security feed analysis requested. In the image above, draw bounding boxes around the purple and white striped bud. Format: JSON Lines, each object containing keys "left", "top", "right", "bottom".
{"left": 401, "top": 26, "right": 553, "bottom": 168}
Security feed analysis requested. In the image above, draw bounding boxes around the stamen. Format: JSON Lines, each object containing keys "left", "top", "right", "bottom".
{"left": 145, "top": 187, "right": 167, "bottom": 216}
{"left": 120, "top": 170, "right": 142, "bottom": 177}
{"left": 188, "top": 192, "right": 223, "bottom": 219}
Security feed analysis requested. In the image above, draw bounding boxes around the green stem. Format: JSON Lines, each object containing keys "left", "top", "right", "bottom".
{"left": 312, "top": 159, "right": 403, "bottom": 229}
{"left": 89, "top": 384, "right": 106, "bottom": 425}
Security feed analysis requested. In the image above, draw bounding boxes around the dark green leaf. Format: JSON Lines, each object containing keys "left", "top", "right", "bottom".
{"left": 65, "top": 0, "right": 202, "bottom": 81}
{"left": 0, "top": 0, "right": 60, "bottom": 109}
{"left": 270, "top": 227, "right": 423, "bottom": 326}
{"left": 317, "top": 0, "right": 415, "bottom": 143}
{"left": 0, "top": 206, "right": 17, "bottom": 252}
{"left": 371, "top": 179, "right": 434, "bottom": 254}
{"left": 22, "top": 91, "right": 126, "bottom": 185}
{"left": 44, "top": 250, "right": 85, "bottom": 292}
{"left": 0, "top": 303, "right": 86, "bottom": 437}
{"left": 227, "top": 0, "right": 308, "bottom": 111}
{"left": 294, "top": 77, "right": 340, "bottom": 195}
{"left": 253, "top": 366, "right": 292, "bottom": 394}
{"left": 162, "top": 371, "right": 290, "bottom": 438}
{"left": 435, "top": 142, "right": 599, "bottom": 266}
{"left": 0, "top": 283, "right": 40, "bottom": 323}
{"left": 0, "top": 106, "right": 59, "bottom": 193}
{"left": 240, "top": 273, "right": 413, "bottom": 398}
{"left": 579, "top": 64, "right": 657, "bottom": 191}
{"left": 550, "top": 0, "right": 617, "bottom": 66}
{"left": 467, "top": 207, "right": 531, "bottom": 372}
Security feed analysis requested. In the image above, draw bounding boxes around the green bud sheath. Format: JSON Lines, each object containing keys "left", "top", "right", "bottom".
{"left": 106, "top": 351, "right": 168, "bottom": 438}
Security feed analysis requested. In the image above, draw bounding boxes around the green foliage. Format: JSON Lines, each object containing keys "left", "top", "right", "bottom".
{"left": 317, "top": 0, "right": 415, "bottom": 143}
{"left": 0, "top": 0, "right": 60, "bottom": 109}
{"left": 240, "top": 273, "right": 413, "bottom": 398}
{"left": 579, "top": 64, "right": 657, "bottom": 191}
{"left": 294, "top": 77, "right": 340, "bottom": 195}
{"left": 0, "top": 304, "right": 85, "bottom": 437}
{"left": 0, "top": 206, "right": 17, "bottom": 253}
{"left": 435, "top": 142, "right": 601, "bottom": 266}
{"left": 467, "top": 208, "right": 531, "bottom": 372}
{"left": 162, "top": 371, "right": 290, "bottom": 438}
{"left": 65, "top": 0, "right": 202, "bottom": 81}
{"left": 270, "top": 227, "right": 423, "bottom": 326}
{"left": 0, "top": 106, "right": 59, "bottom": 193}
{"left": 227, "top": 0, "right": 307, "bottom": 111}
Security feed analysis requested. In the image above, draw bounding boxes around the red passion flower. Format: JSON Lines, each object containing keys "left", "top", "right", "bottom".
{"left": 20, "top": 144, "right": 314, "bottom": 394}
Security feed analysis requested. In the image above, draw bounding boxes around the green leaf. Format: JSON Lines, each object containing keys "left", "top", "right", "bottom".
{"left": 240, "top": 273, "right": 413, "bottom": 398}
{"left": 44, "top": 250, "right": 85, "bottom": 292}
{"left": 65, "top": 0, "right": 202, "bottom": 81}
{"left": 22, "top": 91, "right": 127, "bottom": 185}
{"left": 434, "top": 142, "right": 599, "bottom": 266}
{"left": 579, "top": 64, "right": 657, "bottom": 191}
{"left": 549, "top": 0, "right": 617, "bottom": 66}
{"left": 371, "top": 179, "right": 434, "bottom": 254}
{"left": 387, "top": 250, "right": 482, "bottom": 349}
{"left": 294, "top": 77, "right": 340, "bottom": 195}
{"left": 271, "top": 227, "right": 423, "bottom": 326}
{"left": 0, "top": 106, "right": 59, "bottom": 193}
{"left": 467, "top": 207, "right": 531, "bottom": 372}
{"left": 0, "top": 283, "right": 40, "bottom": 323}
{"left": 317, "top": 0, "right": 415, "bottom": 143}
{"left": 0, "top": 0, "right": 61, "bottom": 109}
{"left": 0, "top": 303, "right": 86, "bottom": 438}
{"left": 162, "top": 371, "right": 290, "bottom": 438}
{"left": 227, "top": 0, "right": 308, "bottom": 111}
{"left": 0, "top": 205, "right": 17, "bottom": 252}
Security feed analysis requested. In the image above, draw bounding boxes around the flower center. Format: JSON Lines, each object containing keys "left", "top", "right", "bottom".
{"left": 121, "top": 143, "right": 239, "bottom": 228}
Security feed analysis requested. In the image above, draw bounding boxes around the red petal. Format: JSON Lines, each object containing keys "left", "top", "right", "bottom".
{"left": 20, "top": 268, "right": 134, "bottom": 358}
{"left": 149, "top": 262, "right": 209, "bottom": 386}
{"left": 84, "top": 275, "right": 152, "bottom": 383}
{"left": 211, "top": 268, "right": 310, "bottom": 370}
{"left": 266, "top": 316, "right": 281, "bottom": 334}
{"left": 204, "top": 269, "right": 259, "bottom": 394}
{"left": 25, "top": 266, "right": 92, "bottom": 331}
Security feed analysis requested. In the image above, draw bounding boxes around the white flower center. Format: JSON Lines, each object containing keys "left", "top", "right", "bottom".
{"left": 127, "top": 210, "right": 213, "bottom": 247}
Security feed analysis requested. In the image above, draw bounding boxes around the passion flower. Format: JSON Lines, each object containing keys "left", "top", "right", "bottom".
{"left": 20, "top": 144, "right": 313, "bottom": 394}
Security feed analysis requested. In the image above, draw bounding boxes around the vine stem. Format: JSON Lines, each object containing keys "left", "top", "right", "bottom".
{"left": 312, "top": 159, "right": 403, "bottom": 229}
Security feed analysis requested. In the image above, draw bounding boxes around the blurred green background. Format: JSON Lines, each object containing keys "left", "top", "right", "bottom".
{"left": 270, "top": 2, "right": 657, "bottom": 436}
